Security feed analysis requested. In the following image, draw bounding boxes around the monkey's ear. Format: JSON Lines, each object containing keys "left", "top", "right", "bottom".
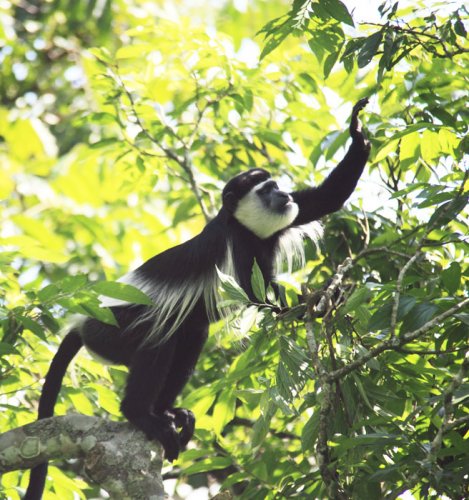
{"left": 223, "top": 191, "right": 237, "bottom": 212}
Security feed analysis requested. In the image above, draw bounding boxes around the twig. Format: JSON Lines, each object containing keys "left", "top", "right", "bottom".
{"left": 113, "top": 67, "right": 210, "bottom": 221}
{"left": 403, "top": 352, "right": 469, "bottom": 492}
{"left": 390, "top": 252, "right": 422, "bottom": 338}
{"left": 309, "top": 258, "right": 354, "bottom": 317}
{"left": 302, "top": 284, "right": 346, "bottom": 499}
{"left": 327, "top": 298, "right": 469, "bottom": 382}
{"left": 363, "top": 22, "right": 469, "bottom": 59}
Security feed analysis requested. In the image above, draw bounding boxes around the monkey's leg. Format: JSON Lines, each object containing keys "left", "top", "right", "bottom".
{"left": 120, "top": 336, "right": 182, "bottom": 461}
{"left": 154, "top": 325, "right": 208, "bottom": 447}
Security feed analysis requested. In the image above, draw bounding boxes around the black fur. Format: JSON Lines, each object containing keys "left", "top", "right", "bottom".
{"left": 24, "top": 98, "right": 370, "bottom": 499}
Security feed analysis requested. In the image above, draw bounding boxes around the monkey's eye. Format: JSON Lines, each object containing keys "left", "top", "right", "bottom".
{"left": 258, "top": 181, "right": 278, "bottom": 195}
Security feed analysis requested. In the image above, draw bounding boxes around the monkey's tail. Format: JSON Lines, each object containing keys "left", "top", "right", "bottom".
{"left": 24, "top": 328, "right": 83, "bottom": 500}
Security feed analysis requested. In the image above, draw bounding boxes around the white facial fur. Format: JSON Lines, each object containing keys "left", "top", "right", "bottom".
{"left": 234, "top": 180, "right": 299, "bottom": 239}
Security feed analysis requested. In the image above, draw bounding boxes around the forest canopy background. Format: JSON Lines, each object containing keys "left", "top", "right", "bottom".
{"left": 0, "top": 0, "right": 468, "bottom": 499}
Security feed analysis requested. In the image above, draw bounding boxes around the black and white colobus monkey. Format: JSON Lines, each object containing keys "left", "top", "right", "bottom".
{"left": 25, "top": 98, "right": 370, "bottom": 499}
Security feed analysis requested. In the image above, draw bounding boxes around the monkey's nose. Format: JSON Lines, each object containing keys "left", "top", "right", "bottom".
{"left": 279, "top": 192, "right": 293, "bottom": 204}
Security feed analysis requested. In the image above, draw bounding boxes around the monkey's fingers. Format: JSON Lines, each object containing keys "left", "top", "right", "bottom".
{"left": 173, "top": 408, "right": 195, "bottom": 447}
{"left": 156, "top": 420, "right": 181, "bottom": 462}
{"left": 350, "top": 97, "right": 370, "bottom": 143}
{"left": 352, "top": 97, "right": 369, "bottom": 114}
{"left": 136, "top": 412, "right": 181, "bottom": 461}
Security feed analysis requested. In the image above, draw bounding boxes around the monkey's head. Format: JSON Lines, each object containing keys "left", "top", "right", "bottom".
{"left": 222, "top": 169, "right": 299, "bottom": 239}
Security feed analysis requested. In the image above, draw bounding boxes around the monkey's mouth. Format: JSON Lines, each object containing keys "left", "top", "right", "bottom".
{"left": 278, "top": 200, "right": 295, "bottom": 214}
{"left": 283, "top": 196, "right": 295, "bottom": 208}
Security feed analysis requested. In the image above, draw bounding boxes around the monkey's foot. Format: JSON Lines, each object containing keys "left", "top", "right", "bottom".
{"left": 164, "top": 408, "right": 195, "bottom": 448}
{"left": 127, "top": 413, "right": 181, "bottom": 461}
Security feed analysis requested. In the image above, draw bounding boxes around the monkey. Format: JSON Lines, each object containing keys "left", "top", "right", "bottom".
{"left": 24, "top": 98, "right": 370, "bottom": 499}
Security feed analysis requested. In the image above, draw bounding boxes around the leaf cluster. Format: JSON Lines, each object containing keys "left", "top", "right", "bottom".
{"left": 0, "top": 1, "right": 468, "bottom": 499}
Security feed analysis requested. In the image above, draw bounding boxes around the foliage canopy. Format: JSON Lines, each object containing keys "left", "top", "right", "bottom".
{"left": 0, "top": 0, "right": 467, "bottom": 498}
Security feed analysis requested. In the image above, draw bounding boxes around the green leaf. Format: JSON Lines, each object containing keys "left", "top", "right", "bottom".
{"left": 58, "top": 293, "right": 118, "bottom": 326}
{"left": 322, "top": 0, "right": 354, "bottom": 26}
{"left": 428, "top": 197, "right": 467, "bottom": 228}
{"left": 378, "top": 28, "right": 395, "bottom": 79}
{"left": 417, "top": 191, "right": 453, "bottom": 208}
{"left": 88, "top": 47, "right": 114, "bottom": 66}
{"left": 368, "top": 302, "right": 392, "bottom": 331}
{"left": 252, "top": 414, "right": 270, "bottom": 447}
{"left": 397, "top": 295, "right": 417, "bottom": 318}
{"left": 18, "top": 316, "right": 46, "bottom": 338}
{"left": 80, "top": 302, "right": 118, "bottom": 326}
{"left": 301, "top": 412, "right": 319, "bottom": 452}
{"left": 222, "top": 471, "right": 249, "bottom": 489}
{"left": 401, "top": 303, "right": 438, "bottom": 333}
{"left": 89, "top": 138, "right": 119, "bottom": 149}
{"left": 324, "top": 49, "right": 340, "bottom": 78}
{"left": 0, "top": 342, "right": 20, "bottom": 356}
{"left": 251, "top": 259, "right": 266, "bottom": 302}
{"left": 336, "top": 433, "right": 401, "bottom": 451}
{"left": 37, "top": 284, "right": 60, "bottom": 302}
{"left": 67, "top": 389, "right": 95, "bottom": 415}
{"left": 182, "top": 457, "right": 233, "bottom": 475}
{"left": 91, "top": 383, "right": 120, "bottom": 416}
{"left": 213, "top": 388, "right": 236, "bottom": 435}
{"left": 342, "top": 287, "right": 372, "bottom": 314}
{"left": 243, "top": 89, "right": 254, "bottom": 111}
{"left": 260, "top": 30, "right": 289, "bottom": 60}
{"left": 357, "top": 31, "right": 383, "bottom": 68}
{"left": 441, "top": 262, "right": 461, "bottom": 294}
{"left": 40, "top": 313, "right": 60, "bottom": 333}
{"left": 238, "top": 306, "right": 260, "bottom": 336}
{"left": 217, "top": 268, "right": 249, "bottom": 303}
{"left": 92, "top": 281, "right": 153, "bottom": 306}
{"left": 59, "top": 275, "right": 88, "bottom": 293}
{"left": 454, "top": 18, "right": 467, "bottom": 37}
{"left": 276, "top": 362, "right": 292, "bottom": 400}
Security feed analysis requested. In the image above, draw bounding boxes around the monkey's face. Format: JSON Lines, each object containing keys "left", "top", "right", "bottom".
{"left": 231, "top": 178, "right": 299, "bottom": 239}
{"left": 253, "top": 179, "right": 294, "bottom": 213}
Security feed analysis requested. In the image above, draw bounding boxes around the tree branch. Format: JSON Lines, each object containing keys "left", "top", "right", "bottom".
{"left": 302, "top": 284, "right": 346, "bottom": 500}
{"left": 113, "top": 67, "right": 211, "bottom": 221}
{"left": 0, "top": 414, "right": 164, "bottom": 499}
{"left": 403, "top": 352, "right": 469, "bottom": 493}
{"left": 327, "top": 298, "right": 469, "bottom": 382}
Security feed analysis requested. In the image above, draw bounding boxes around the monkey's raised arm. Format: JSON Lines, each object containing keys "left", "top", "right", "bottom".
{"left": 291, "top": 98, "right": 370, "bottom": 226}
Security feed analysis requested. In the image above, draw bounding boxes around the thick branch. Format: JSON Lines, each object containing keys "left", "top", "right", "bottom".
{"left": 0, "top": 414, "right": 164, "bottom": 499}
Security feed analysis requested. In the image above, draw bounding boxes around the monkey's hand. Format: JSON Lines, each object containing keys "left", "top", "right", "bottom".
{"left": 165, "top": 407, "right": 195, "bottom": 448}
{"left": 349, "top": 97, "right": 370, "bottom": 152}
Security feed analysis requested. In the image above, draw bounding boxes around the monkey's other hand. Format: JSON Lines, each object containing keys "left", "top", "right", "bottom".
{"left": 130, "top": 413, "right": 181, "bottom": 461}
{"left": 166, "top": 408, "right": 195, "bottom": 448}
{"left": 349, "top": 97, "right": 370, "bottom": 150}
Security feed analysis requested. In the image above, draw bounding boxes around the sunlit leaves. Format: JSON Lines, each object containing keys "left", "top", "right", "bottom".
{"left": 212, "top": 388, "right": 237, "bottom": 436}
{"left": 250, "top": 259, "right": 266, "bottom": 302}
{"left": 321, "top": 0, "right": 354, "bottom": 26}
{"left": 92, "top": 281, "right": 153, "bottom": 306}
{"left": 441, "top": 262, "right": 461, "bottom": 295}
{"left": 217, "top": 268, "right": 249, "bottom": 305}
{"left": 0, "top": 1, "right": 468, "bottom": 499}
